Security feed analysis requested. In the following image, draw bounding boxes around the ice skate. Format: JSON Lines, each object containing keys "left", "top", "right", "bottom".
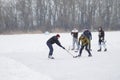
{"left": 48, "top": 56, "right": 55, "bottom": 59}
{"left": 104, "top": 48, "right": 107, "bottom": 51}
{"left": 97, "top": 49, "right": 101, "bottom": 52}
{"left": 73, "top": 55, "right": 81, "bottom": 58}
{"left": 88, "top": 54, "right": 92, "bottom": 57}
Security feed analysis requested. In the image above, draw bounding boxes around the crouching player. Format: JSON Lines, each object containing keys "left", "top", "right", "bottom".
{"left": 74, "top": 34, "right": 92, "bottom": 58}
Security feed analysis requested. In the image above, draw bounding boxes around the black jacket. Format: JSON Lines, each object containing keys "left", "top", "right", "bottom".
{"left": 83, "top": 30, "right": 92, "bottom": 40}
{"left": 98, "top": 30, "right": 104, "bottom": 40}
{"left": 47, "top": 36, "right": 62, "bottom": 47}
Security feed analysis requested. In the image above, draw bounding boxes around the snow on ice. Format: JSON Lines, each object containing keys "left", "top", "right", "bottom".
{"left": 0, "top": 31, "right": 120, "bottom": 80}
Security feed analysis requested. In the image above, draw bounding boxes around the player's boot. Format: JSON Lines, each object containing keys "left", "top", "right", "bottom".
{"left": 48, "top": 55, "right": 55, "bottom": 59}
{"left": 97, "top": 49, "right": 101, "bottom": 52}
{"left": 104, "top": 48, "right": 107, "bottom": 51}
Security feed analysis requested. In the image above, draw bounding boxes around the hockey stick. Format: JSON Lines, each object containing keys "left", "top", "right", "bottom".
{"left": 64, "top": 49, "right": 75, "bottom": 57}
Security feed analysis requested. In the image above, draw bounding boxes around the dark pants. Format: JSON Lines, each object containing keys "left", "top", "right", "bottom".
{"left": 99, "top": 39, "right": 103, "bottom": 45}
{"left": 79, "top": 44, "right": 91, "bottom": 56}
{"left": 47, "top": 42, "right": 53, "bottom": 56}
{"left": 88, "top": 39, "right": 91, "bottom": 50}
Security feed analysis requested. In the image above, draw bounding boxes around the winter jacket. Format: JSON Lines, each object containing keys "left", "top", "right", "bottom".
{"left": 79, "top": 35, "right": 89, "bottom": 46}
{"left": 47, "top": 36, "right": 62, "bottom": 47}
{"left": 83, "top": 30, "right": 92, "bottom": 40}
{"left": 98, "top": 30, "right": 104, "bottom": 40}
{"left": 71, "top": 29, "right": 78, "bottom": 39}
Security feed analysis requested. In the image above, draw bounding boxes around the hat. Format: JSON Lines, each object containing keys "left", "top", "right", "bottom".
{"left": 56, "top": 34, "right": 60, "bottom": 38}
{"left": 81, "top": 34, "right": 85, "bottom": 38}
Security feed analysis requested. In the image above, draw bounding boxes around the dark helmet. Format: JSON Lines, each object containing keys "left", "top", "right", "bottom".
{"left": 56, "top": 34, "right": 60, "bottom": 38}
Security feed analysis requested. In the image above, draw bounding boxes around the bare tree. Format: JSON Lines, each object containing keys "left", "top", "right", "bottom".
{"left": 0, "top": 0, "right": 120, "bottom": 34}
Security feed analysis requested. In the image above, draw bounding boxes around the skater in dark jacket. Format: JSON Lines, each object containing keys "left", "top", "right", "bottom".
{"left": 83, "top": 29, "right": 92, "bottom": 50}
{"left": 75, "top": 34, "right": 92, "bottom": 58}
{"left": 97, "top": 27, "right": 107, "bottom": 52}
{"left": 46, "top": 34, "right": 65, "bottom": 59}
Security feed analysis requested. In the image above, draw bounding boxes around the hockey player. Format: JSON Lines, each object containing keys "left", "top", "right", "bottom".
{"left": 97, "top": 27, "right": 107, "bottom": 52}
{"left": 71, "top": 27, "right": 79, "bottom": 50}
{"left": 74, "top": 34, "right": 92, "bottom": 58}
{"left": 46, "top": 34, "right": 65, "bottom": 59}
{"left": 83, "top": 29, "right": 92, "bottom": 51}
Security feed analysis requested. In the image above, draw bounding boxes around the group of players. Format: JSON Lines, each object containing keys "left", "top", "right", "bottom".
{"left": 46, "top": 26, "right": 107, "bottom": 59}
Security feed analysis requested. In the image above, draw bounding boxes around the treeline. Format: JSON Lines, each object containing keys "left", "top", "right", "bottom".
{"left": 0, "top": 0, "right": 120, "bottom": 34}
